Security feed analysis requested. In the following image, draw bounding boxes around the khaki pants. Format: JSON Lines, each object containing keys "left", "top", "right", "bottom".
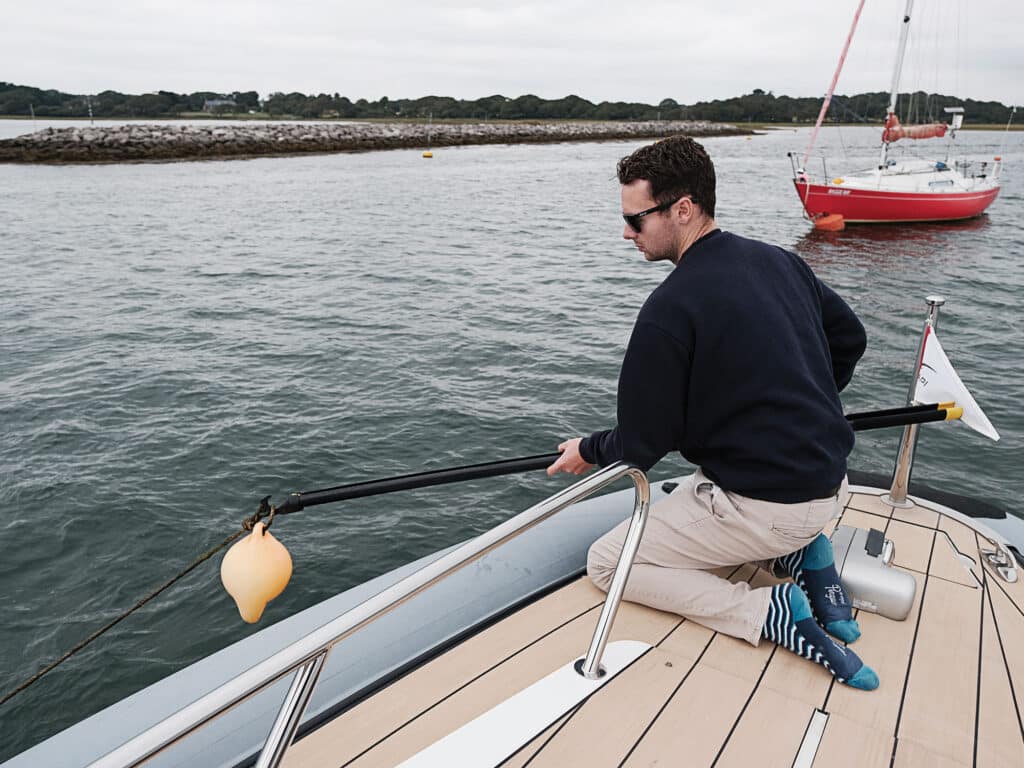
{"left": 588, "top": 469, "right": 849, "bottom": 646}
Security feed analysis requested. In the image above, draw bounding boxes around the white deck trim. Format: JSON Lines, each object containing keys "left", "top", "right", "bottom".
{"left": 793, "top": 708, "right": 829, "bottom": 768}
{"left": 396, "top": 640, "right": 651, "bottom": 767}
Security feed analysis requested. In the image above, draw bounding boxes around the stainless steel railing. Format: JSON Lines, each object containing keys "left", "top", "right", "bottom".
{"left": 90, "top": 461, "right": 650, "bottom": 768}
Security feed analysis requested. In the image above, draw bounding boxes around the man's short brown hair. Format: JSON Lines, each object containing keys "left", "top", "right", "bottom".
{"left": 617, "top": 136, "right": 717, "bottom": 218}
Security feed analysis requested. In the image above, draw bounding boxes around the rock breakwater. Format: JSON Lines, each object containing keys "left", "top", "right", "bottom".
{"left": 0, "top": 120, "right": 748, "bottom": 164}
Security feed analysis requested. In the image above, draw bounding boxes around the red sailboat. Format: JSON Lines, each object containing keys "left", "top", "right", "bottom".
{"left": 790, "top": 0, "right": 1003, "bottom": 228}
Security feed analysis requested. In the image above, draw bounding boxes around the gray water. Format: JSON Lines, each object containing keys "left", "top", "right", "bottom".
{"left": 1, "top": 124, "right": 1021, "bottom": 759}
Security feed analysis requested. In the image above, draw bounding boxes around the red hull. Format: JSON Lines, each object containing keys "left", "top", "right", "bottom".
{"left": 794, "top": 181, "right": 1000, "bottom": 223}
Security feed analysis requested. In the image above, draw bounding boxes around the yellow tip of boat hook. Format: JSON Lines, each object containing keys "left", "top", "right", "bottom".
{"left": 944, "top": 406, "right": 964, "bottom": 421}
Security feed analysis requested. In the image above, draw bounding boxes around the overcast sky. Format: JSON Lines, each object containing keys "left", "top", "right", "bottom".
{"left": 4, "top": 0, "right": 1020, "bottom": 105}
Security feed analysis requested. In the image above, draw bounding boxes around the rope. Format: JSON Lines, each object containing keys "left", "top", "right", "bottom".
{"left": 0, "top": 456, "right": 550, "bottom": 708}
{"left": 800, "top": 0, "right": 865, "bottom": 168}
{"left": 0, "top": 523, "right": 254, "bottom": 708}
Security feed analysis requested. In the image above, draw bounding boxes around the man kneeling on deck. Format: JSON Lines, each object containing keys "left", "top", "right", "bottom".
{"left": 547, "top": 136, "right": 877, "bottom": 690}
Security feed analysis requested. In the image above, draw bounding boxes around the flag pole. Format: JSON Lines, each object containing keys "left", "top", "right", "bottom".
{"left": 883, "top": 295, "right": 945, "bottom": 507}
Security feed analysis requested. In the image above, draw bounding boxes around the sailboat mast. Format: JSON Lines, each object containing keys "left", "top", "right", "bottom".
{"left": 880, "top": 0, "right": 915, "bottom": 166}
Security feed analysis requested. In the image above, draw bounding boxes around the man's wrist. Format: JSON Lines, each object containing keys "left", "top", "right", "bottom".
{"left": 578, "top": 436, "right": 596, "bottom": 465}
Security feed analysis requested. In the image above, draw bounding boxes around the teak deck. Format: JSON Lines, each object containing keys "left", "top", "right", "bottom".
{"left": 283, "top": 491, "right": 1024, "bottom": 767}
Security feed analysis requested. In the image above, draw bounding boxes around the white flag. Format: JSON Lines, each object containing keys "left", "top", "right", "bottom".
{"left": 913, "top": 326, "right": 1000, "bottom": 441}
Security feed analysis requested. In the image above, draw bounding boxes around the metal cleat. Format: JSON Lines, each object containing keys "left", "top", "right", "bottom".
{"left": 981, "top": 543, "right": 1019, "bottom": 584}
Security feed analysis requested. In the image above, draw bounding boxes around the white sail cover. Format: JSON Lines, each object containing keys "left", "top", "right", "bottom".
{"left": 913, "top": 325, "right": 1000, "bottom": 441}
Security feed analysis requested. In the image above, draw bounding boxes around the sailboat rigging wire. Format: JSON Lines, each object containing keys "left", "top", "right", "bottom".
{"left": 997, "top": 106, "right": 1016, "bottom": 157}
{"left": 954, "top": 0, "right": 962, "bottom": 105}
{"left": 837, "top": 124, "right": 849, "bottom": 164}
{"left": 800, "top": 0, "right": 866, "bottom": 168}
{"left": 830, "top": 96, "right": 871, "bottom": 124}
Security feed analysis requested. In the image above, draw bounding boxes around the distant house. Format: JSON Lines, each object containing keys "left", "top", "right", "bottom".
{"left": 203, "top": 98, "right": 237, "bottom": 113}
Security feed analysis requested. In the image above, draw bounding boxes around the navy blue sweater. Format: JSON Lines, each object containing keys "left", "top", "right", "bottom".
{"left": 579, "top": 230, "right": 866, "bottom": 503}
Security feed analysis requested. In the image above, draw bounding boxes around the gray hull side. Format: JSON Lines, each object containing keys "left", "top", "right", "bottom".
{"left": 5, "top": 480, "right": 674, "bottom": 768}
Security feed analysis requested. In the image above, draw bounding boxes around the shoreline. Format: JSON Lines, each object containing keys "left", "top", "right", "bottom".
{"left": 0, "top": 120, "right": 751, "bottom": 164}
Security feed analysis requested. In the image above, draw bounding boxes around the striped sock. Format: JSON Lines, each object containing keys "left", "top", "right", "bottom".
{"left": 775, "top": 533, "right": 860, "bottom": 643}
{"left": 763, "top": 584, "right": 878, "bottom": 690}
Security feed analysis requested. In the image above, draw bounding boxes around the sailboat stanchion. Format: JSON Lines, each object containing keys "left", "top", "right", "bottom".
{"left": 256, "top": 652, "right": 329, "bottom": 768}
{"left": 577, "top": 467, "right": 650, "bottom": 680}
{"left": 884, "top": 295, "right": 944, "bottom": 507}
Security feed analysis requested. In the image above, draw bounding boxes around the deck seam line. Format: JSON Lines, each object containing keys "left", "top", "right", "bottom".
{"left": 500, "top": 562, "right": 745, "bottom": 766}
{"left": 790, "top": 709, "right": 818, "bottom": 768}
{"left": 507, "top": 602, "right": 700, "bottom": 768}
{"left": 886, "top": 515, "right": 941, "bottom": 532}
{"left": 845, "top": 503, "right": 895, "bottom": 520}
{"left": 984, "top": 565, "right": 1024, "bottom": 619}
{"left": 709, "top": 644, "right": 779, "bottom": 767}
{"left": 655, "top": 616, "right": 688, "bottom": 647}
{"left": 337, "top": 597, "right": 604, "bottom": 767}
{"left": 790, "top": 708, "right": 828, "bottom": 768}
{"left": 820, "top": 608, "right": 860, "bottom": 713}
{"left": 510, "top": 702, "right": 584, "bottom": 768}
{"left": 616, "top": 632, "right": 719, "bottom": 767}
{"left": 895, "top": 565, "right": 977, "bottom": 588}
{"left": 848, "top": 497, "right": 1004, "bottom": 533}
{"left": 974, "top": 549, "right": 985, "bottom": 768}
{"left": 978, "top": 531, "right": 1024, "bottom": 750}
{"left": 846, "top": 503, "right": 942, "bottom": 533}
{"left": 889, "top": 527, "right": 937, "bottom": 766}
{"left": 602, "top": 561, "right": 741, "bottom": 765}
{"left": 516, "top": 645, "right": 657, "bottom": 767}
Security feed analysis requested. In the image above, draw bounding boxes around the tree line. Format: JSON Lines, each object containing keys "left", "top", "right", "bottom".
{"left": 0, "top": 82, "right": 1014, "bottom": 124}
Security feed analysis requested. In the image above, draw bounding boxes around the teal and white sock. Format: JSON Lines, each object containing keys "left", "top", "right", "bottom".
{"left": 775, "top": 533, "right": 860, "bottom": 643}
{"left": 763, "top": 584, "right": 878, "bottom": 690}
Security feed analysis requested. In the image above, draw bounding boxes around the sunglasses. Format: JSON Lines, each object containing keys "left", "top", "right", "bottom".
{"left": 622, "top": 195, "right": 690, "bottom": 232}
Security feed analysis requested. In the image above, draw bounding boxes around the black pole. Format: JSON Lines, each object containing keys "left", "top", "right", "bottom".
{"left": 272, "top": 452, "right": 561, "bottom": 515}
{"left": 845, "top": 402, "right": 942, "bottom": 421}
{"left": 263, "top": 404, "right": 957, "bottom": 516}
{"left": 848, "top": 408, "right": 950, "bottom": 432}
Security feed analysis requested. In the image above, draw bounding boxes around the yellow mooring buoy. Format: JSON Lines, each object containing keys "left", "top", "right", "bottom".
{"left": 422, "top": 151, "right": 433, "bottom": 158}
{"left": 220, "top": 521, "right": 293, "bottom": 623}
